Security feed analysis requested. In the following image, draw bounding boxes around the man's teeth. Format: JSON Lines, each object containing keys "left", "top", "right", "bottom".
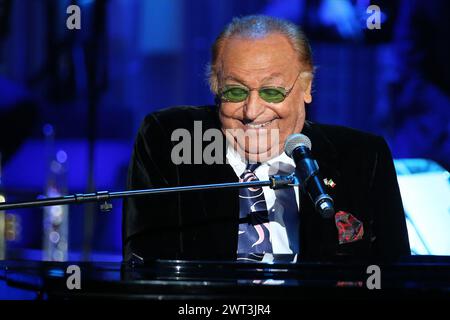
{"left": 246, "top": 120, "right": 273, "bottom": 128}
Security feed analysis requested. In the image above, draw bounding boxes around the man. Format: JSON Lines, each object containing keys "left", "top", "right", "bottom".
{"left": 123, "top": 15, "right": 409, "bottom": 262}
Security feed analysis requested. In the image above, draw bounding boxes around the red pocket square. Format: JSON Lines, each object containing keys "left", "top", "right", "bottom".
{"left": 335, "top": 210, "right": 364, "bottom": 244}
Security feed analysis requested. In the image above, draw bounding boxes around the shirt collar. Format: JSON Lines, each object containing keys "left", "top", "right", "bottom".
{"left": 226, "top": 144, "right": 295, "bottom": 173}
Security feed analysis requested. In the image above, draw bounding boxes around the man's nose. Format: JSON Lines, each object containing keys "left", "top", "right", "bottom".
{"left": 243, "top": 90, "right": 264, "bottom": 121}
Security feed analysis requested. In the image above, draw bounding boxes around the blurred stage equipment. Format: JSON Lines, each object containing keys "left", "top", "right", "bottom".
{"left": 0, "top": 152, "right": 5, "bottom": 259}
{"left": 32, "top": 1, "right": 109, "bottom": 260}
{"left": 42, "top": 125, "right": 69, "bottom": 262}
{"left": 395, "top": 159, "right": 450, "bottom": 255}
{"left": 0, "top": 153, "right": 20, "bottom": 260}
{"left": 81, "top": 0, "right": 108, "bottom": 260}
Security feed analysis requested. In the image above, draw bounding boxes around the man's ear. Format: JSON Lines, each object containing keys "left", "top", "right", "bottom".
{"left": 303, "top": 79, "right": 312, "bottom": 103}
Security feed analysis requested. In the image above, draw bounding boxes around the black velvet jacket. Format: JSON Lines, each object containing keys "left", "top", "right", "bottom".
{"left": 123, "top": 105, "right": 410, "bottom": 262}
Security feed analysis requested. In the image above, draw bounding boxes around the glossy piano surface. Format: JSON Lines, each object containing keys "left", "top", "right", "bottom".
{"left": 1, "top": 255, "right": 450, "bottom": 300}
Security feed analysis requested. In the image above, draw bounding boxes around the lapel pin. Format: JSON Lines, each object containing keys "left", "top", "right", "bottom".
{"left": 323, "top": 178, "right": 336, "bottom": 188}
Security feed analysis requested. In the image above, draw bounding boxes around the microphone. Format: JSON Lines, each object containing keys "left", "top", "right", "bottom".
{"left": 285, "top": 133, "right": 335, "bottom": 219}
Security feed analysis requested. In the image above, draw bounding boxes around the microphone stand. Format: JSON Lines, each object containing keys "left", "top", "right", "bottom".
{"left": 0, "top": 175, "right": 298, "bottom": 212}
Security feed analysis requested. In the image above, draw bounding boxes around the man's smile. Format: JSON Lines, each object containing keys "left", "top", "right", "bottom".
{"left": 237, "top": 118, "right": 279, "bottom": 129}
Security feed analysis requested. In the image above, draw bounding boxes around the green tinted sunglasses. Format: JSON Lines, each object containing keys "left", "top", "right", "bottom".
{"left": 219, "top": 71, "right": 301, "bottom": 104}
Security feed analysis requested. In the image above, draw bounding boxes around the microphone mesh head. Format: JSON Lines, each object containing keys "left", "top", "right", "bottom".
{"left": 284, "top": 133, "right": 312, "bottom": 157}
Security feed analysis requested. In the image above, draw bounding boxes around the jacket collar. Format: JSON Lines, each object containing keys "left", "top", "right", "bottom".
{"left": 301, "top": 120, "right": 341, "bottom": 182}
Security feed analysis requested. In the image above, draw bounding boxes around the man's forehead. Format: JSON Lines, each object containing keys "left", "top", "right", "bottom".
{"left": 219, "top": 34, "right": 298, "bottom": 76}
{"left": 223, "top": 72, "right": 285, "bottom": 83}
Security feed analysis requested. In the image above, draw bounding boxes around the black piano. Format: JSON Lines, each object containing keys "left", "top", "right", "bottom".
{"left": 1, "top": 255, "right": 449, "bottom": 302}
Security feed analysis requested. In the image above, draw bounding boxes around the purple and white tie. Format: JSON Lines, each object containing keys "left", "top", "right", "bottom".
{"left": 237, "top": 162, "right": 272, "bottom": 259}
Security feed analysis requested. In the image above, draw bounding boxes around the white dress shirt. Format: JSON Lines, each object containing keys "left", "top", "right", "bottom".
{"left": 226, "top": 145, "right": 300, "bottom": 254}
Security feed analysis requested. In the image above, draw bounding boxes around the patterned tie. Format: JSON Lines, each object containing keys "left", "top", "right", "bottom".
{"left": 237, "top": 162, "right": 273, "bottom": 256}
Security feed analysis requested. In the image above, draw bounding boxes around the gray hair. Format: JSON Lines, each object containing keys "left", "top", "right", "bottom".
{"left": 206, "top": 15, "right": 314, "bottom": 94}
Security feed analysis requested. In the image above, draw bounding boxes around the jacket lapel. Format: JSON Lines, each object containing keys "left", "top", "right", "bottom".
{"left": 299, "top": 121, "right": 342, "bottom": 259}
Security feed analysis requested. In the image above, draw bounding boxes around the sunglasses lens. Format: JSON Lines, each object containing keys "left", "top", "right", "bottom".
{"left": 221, "top": 87, "right": 249, "bottom": 102}
{"left": 259, "top": 88, "right": 286, "bottom": 103}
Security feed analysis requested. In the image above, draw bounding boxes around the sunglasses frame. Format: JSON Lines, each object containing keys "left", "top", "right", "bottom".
{"left": 218, "top": 70, "right": 302, "bottom": 104}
